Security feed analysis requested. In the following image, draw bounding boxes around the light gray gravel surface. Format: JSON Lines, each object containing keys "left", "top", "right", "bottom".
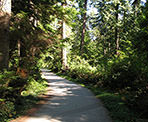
{"left": 23, "top": 69, "right": 112, "bottom": 122}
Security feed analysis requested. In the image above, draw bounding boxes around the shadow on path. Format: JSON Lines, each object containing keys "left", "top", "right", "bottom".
{"left": 22, "top": 69, "right": 112, "bottom": 122}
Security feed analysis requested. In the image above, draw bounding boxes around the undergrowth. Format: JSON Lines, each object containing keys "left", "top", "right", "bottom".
{"left": 0, "top": 69, "right": 48, "bottom": 122}
{"left": 57, "top": 72, "right": 137, "bottom": 122}
{"left": 55, "top": 55, "right": 148, "bottom": 122}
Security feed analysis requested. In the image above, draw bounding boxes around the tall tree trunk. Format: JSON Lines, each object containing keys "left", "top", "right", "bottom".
{"left": 80, "top": 0, "right": 87, "bottom": 55}
{"left": 115, "top": 3, "right": 119, "bottom": 55}
{"left": 61, "top": 4, "right": 67, "bottom": 70}
{"left": 62, "top": 20, "right": 67, "bottom": 70}
{"left": 0, "top": 0, "right": 11, "bottom": 70}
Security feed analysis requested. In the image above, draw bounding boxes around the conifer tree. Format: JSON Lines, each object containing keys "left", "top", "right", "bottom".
{"left": 91, "top": 0, "right": 134, "bottom": 56}
{"left": 80, "top": 0, "right": 88, "bottom": 55}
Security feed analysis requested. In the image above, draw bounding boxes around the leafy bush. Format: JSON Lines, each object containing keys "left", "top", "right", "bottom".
{"left": 66, "top": 55, "right": 98, "bottom": 84}
{"left": 0, "top": 71, "right": 23, "bottom": 99}
{"left": 97, "top": 55, "right": 148, "bottom": 119}
{"left": 0, "top": 68, "right": 48, "bottom": 122}
{"left": 0, "top": 101, "right": 16, "bottom": 122}
{"left": 58, "top": 53, "right": 148, "bottom": 120}
{"left": 21, "top": 77, "right": 47, "bottom": 96}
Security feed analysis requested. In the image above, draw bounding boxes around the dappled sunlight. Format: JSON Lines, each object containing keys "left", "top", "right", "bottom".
{"left": 24, "top": 117, "right": 50, "bottom": 122}
{"left": 49, "top": 86, "right": 74, "bottom": 96}
{"left": 42, "top": 72, "right": 82, "bottom": 97}
{"left": 42, "top": 73, "right": 65, "bottom": 80}
{"left": 24, "top": 116, "right": 61, "bottom": 122}
{"left": 23, "top": 70, "right": 111, "bottom": 122}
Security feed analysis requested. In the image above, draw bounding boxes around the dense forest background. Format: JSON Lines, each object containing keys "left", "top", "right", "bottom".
{"left": 0, "top": 0, "right": 148, "bottom": 122}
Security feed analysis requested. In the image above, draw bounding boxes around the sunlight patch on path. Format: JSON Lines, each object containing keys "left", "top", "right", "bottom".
{"left": 13, "top": 69, "right": 112, "bottom": 122}
{"left": 24, "top": 117, "right": 61, "bottom": 122}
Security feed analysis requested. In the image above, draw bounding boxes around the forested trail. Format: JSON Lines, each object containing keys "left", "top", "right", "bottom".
{"left": 13, "top": 69, "right": 112, "bottom": 122}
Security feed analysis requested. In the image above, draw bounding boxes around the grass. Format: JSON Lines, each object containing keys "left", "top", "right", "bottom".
{"left": 56, "top": 72, "right": 137, "bottom": 122}
{"left": 89, "top": 86, "right": 136, "bottom": 122}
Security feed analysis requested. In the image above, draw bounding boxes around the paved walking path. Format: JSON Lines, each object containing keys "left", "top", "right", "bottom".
{"left": 13, "top": 69, "right": 112, "bottom": 122}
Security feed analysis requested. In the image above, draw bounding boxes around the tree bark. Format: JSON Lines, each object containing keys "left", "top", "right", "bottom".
{"left": 80, "top": 0, "right": 87, "bottom": 55}
{"left": 0, "top": 0, "right": 11, "bottom": 70}
{"left": 61, "top": 4, "right": 67, "bottom": 70}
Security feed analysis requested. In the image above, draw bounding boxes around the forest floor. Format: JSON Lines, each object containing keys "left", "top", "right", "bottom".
{"left": 11, "top": 69, "right": 112, "bottom": 122}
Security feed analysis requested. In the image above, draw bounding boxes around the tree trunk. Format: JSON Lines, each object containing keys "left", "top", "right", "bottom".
{"left": 115, "top": 3, "right": 119, "bottom": 55}
{"left": 61, "top": 4, "right": 67, "bottom": 70}
{"left": 0, "top": 0, "right": 11, "bottom": 70}
{"left": 80, "top": 0, "right": 87, "bottom": 55}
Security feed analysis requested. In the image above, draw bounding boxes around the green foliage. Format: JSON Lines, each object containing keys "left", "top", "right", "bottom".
{"left": 1, "top": 0, "right": 148, "bottom": 121}
{"left": 21, "top": 77, "right": 47, "bottom": 96}
{"left": 0, "top": 69, "right": 47, "bottom": 121}
{"left": 57, "top": 49, "right": 148, "bottom": 120}
{"left": 0, "top": 101, "right": 15, "bottom": 122}
{"left": 66, "top": 55, "right": 98, "bottom": 84}
{"left": 38, "top": 44, "right": 62, "bottom": 72}
{"left": 58, "top": 67, "right": 137, "bottom": 122}
{"left": 0, "top": 71, "right": 22, "bottom": 99}
{"left": 94, "top": 90, "right": 136, "bottom": 122}
{"left": 1, "top": 2, "right": 76, "bottom": 121}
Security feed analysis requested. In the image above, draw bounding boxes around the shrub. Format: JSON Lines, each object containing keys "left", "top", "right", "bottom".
{"left": 21, "top": 77, "right": 47, "bottom": 96}
{"left": 0, "top": 68, "right": 48, "bottom": 121}
{"left": 66, "top": 55, "right": 97, "bottom": 84}
{"left": 0, "top": 101, "right": 16, "bottom": 122}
